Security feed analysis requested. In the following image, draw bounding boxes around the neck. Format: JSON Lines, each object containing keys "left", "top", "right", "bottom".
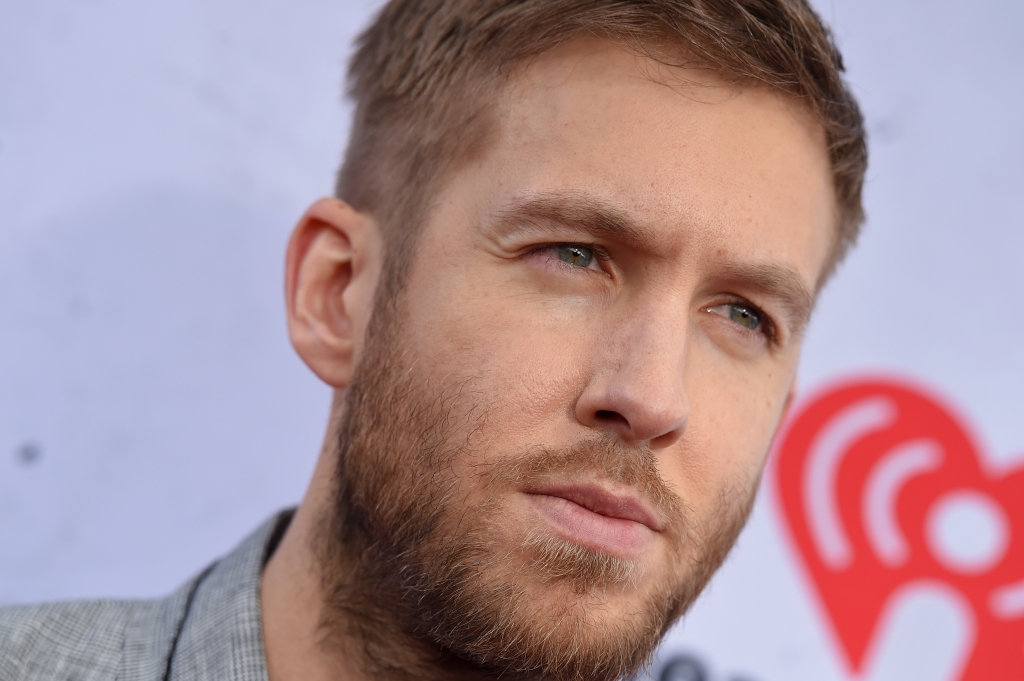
{"left": 261, "top": 431, "right": 509, "bottom": 681}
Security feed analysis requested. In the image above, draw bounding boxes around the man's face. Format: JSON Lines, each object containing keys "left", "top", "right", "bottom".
{"left": 328, "top": 39, "right": 834, "bottom": 680}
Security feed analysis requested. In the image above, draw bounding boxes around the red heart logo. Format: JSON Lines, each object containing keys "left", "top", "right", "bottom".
{"left": 772, "top": 377, "right": 1024, "bottom": 679}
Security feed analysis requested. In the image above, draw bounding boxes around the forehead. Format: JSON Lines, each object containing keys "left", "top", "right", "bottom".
{"left": 478, "top": 38, "right": 835, "bottom": 285}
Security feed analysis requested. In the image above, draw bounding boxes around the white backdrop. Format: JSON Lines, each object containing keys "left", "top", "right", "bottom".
{"left": 2, "top": 2, "right": 1022, "bottom": 680}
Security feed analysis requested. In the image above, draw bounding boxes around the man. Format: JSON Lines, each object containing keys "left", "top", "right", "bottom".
{"left": 0, "top": 1, "right": 866, "bottom": 680}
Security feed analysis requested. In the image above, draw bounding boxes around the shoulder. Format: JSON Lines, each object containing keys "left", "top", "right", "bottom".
{"left": 0, "top": 512, "right": 288, "bottom": 681}
{"left": 0, "top": 599, "right": 141, "bottom": 680}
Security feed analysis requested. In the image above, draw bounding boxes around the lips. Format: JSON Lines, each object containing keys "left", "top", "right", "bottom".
{"left": 524, "top": 483, "right": 664, "bottom": 557}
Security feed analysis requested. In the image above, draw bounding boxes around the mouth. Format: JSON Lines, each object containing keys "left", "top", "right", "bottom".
{"left": 523, "top": 483, "right": 663, "bottom": 558}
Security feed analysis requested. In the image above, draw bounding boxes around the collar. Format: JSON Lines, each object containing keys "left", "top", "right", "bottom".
{"left": 123, "top": 510, "right": 294, "bottom": 681}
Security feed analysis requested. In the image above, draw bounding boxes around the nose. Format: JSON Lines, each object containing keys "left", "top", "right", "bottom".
{"left": 574, "top": 326, "right": 689, "bottom": 450}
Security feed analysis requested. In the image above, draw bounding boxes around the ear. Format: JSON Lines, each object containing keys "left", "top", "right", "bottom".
{"left": 285, "top": 198, "right": 382, "bottom": 388}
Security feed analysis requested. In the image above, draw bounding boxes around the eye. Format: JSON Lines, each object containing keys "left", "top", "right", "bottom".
{"left": 706, "top": 301, "right": 772, "bottom": 337}
{"left": 554, "top": 244, "right": 594, "bottom": 268}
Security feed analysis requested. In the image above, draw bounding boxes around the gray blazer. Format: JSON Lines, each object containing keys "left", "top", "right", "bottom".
{"left": 0, "top": 512, "right": 290, "bottom": 681}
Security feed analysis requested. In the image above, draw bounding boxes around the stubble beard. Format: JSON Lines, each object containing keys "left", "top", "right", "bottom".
{"left": 313, "top": 292, "right": 758, "bottom": 681}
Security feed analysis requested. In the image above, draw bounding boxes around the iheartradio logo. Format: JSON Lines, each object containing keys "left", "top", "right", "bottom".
{"left": 772, "top": 377, "right": 1024, "bottom": 680}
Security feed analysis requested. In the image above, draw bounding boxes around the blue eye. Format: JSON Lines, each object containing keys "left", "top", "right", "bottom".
{"left": 729, "top": 304, "right": 761, "bottom": 331}
{"left": 555, "top": 244, "right": 594, "bottom": 268}
{"left": 708, "top": 302, "right": 764, "bottom": 333}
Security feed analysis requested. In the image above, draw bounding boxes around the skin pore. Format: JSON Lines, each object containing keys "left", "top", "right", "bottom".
{"left": 262, "top": 37, "right": 835, "bottom": 681}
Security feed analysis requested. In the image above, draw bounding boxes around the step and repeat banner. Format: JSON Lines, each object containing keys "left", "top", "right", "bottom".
{"left": 2, "top": 2, "right": 1022, "bottom": 680}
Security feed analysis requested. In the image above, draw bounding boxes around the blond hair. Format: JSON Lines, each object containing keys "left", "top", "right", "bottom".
{"left": 337, "top": 0, "right": 867, "bottom": 283}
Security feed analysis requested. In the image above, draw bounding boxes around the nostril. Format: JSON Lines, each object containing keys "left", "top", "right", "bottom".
{"left": 595, "top": 410, "right": 629, "bottom": 428}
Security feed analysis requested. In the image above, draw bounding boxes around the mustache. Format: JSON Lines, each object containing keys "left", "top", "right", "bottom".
{"left": 478, "top": 436, "right": 689, "bottom": 539}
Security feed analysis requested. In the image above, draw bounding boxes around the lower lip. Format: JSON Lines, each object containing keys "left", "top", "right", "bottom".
{"left": 525, "top": 493, "right": 656, "bottom": 557}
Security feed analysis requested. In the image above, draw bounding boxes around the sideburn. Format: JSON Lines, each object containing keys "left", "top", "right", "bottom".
{"left": 313, "top": 282, "right": 471, "bottom": 680}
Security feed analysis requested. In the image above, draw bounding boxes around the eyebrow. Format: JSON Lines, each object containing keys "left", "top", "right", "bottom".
{"left": 490, "top": 193, "right": 655, "bottom": 251}
{"left": 490, "top": 192, "right": 816, "bottom": 334}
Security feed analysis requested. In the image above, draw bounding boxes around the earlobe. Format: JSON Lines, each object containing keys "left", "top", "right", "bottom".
{"left": 286, "top": 198, "right": 382, "bottom": 388}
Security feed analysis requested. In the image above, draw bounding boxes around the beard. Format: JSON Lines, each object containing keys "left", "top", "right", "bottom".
{"left": 313, "top": 290, "right": 758, "bottom": 681}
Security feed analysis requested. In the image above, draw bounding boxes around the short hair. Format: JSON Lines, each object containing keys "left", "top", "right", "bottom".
{"left": 336, "top": 0, "right": 867, "bottom": 286}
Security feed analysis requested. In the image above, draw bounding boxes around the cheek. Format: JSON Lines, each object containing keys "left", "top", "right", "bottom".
{"left": 403, "top": 268, "right": 595, "bottom": 442}
{"left": 662, "top": 349, "right": 793, "bottom": 515}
